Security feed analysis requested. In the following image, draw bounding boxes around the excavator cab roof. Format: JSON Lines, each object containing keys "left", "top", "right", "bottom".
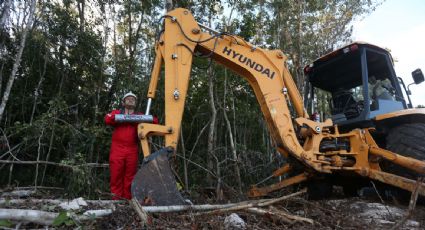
{"left": 304, "top": 42, "right": 394, "bottom": 92}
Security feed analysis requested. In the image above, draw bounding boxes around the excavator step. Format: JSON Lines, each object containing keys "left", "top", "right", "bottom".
{"left": 131, "top": 147, "right": 186, "bottom": 206}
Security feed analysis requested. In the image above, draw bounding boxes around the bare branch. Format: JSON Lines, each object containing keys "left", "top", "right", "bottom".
{"left": 0, "top": 160, "right": 109, "bottom": 168}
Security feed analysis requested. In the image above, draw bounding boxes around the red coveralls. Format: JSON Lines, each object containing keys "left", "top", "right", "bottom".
{"left": 104, "top": 110, "right": 140, "bottom": 200}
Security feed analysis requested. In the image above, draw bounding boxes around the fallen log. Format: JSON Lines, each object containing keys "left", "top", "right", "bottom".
{"left": 129, "top": 188, "right": 305, "bottom": 214}
{"left": 0, "top": 209, "right": 57, "bottom": 225}
{"left": 14, "top": 186, "right": 64, "bottom": 191}
{"left": 245, "top": 207, "right": 293, "bottom": 224}
{"left": 246, "top": 208, "right": 314, "bottom": 224}
{"left": 0, "top": 199, "right": 250, "bottom": 212}
{"left": 130, "top": 198, "right": 148, "bottom": 226}
{"left": 0, "top": 208, "right": 113, "bottom": 225}
{"left": 142, "top": 203, "right": 236, "bottom": 212}
{"left": 192, "top": 188, "right": 306, "bottom": 216}
{"left": 269, "top": 206, "right": 314, "bottom": 224}
{"left": 77, "top": 209, "right": 113, "bottom": 221}
{"left": 256, "top": 189, "right": 307, "bottom": 207}
{"left": 246, "top": 207, "right": 314, "bottom": 225}
{"left": 0, "top": 198, "right": 124, "bottom": 206}
{"left": 0, "top": 190, "right": 35, "bottom": 198}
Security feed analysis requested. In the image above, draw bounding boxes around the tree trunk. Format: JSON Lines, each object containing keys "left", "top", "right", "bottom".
{"left": 57, "top": 6, "right": 68, "bottom": 96}
{"left": 0, "top": 63, "right": 4, "bottom": 100}
{"left": 95, "top": 1, "right": 108, "bottom": 122}
{"left": 223, "top": 69, "right": 242, "bottom": 194}
{"left": 0, "top": 0, "right": 12, "bottom": 30}
{"left": 221, "top": 4, "right": 242, "bottom": 194}
{"left": 295, "top": 0, "right": 304, "bottom": 92}
{"left": 215, "top": 156, "right": 223, "bottom": 201}
{"left": 127, "top": 2, "right": 133, "bottom": 79}
{"left": 105, "top": 3, "right": 118, "bottom": 110}
{"left": 0, "top": 0, "right": 36, "bottom": 122}
{"left": 30, "top": 52, "right": 47, "bottom": 124}
{"left": 165, "top": 0, "right": 173, "bottom": 12}
{"left": 34, "top": 128, "right": 45, "bottom": 190}
{"left": 77, "top": 0, "right": 85, "bottom": 33}
{"left": 180, "top": 128, "right": 189, "bottom": 192}
{"left": 0, "top": 0, "right": 12, "bottom": 96}
{"left": 40, "top": 125, "right": 55, "bottom": 186}
{"left": 130, "top": 11, "right": 144, "bottom": 84}
{"left": 7, "top": 161, "right": 13, "bottom": 186}
{"left": 207, "top": 65, "right": 216, "bottom": 187}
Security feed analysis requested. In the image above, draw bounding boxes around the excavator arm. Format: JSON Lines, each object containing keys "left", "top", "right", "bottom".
{"left": 132, "top": 8, "right": 425, "bottom": 205}
{"left": 139, "top": 8, "right": 324, "bottom": 171}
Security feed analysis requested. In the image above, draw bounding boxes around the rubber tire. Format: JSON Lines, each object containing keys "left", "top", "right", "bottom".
{"left": 384, "top": 123, "right": 425, "bottom": 203}
{"left": 385, "top": 123, "right": 425, "bottom": 179}
{"left": 307, "top": 179, "right": 333, "bottom": 200}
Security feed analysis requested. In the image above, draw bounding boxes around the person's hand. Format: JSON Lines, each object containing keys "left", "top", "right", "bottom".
{"left": 107, "top": 113, "right": 115, "bottom": 120}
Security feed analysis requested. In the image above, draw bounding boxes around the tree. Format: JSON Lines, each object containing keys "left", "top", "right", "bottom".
{"left": 0, "top": 0, "right": 36, "bottom": 122}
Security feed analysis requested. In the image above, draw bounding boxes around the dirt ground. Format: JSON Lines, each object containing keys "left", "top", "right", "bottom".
{"left": 1, "top": 187, "right": 424, "bottom": 229}
{"left": 98, "top": 196, "right": 425, "bottom": 230}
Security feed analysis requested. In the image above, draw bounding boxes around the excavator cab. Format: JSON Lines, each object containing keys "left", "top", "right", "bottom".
{"left": 304, "top": 43, "right": 423, "bottom": 128}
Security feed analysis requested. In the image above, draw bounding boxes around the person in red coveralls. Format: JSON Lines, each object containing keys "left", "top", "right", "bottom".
{"left": 104, "top": 92, "right": 156, "bottom": 200}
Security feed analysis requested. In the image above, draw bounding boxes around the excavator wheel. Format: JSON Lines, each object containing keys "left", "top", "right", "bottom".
{"left": 384, "top": 123, "right": 425, "bottom": 179}
{"left": 383, "top": 123, "right": 425, "bottom": 202}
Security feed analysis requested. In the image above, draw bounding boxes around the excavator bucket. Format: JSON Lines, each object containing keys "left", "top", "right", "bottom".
{"left": 131, "top": 147, "right": 186, "bottom": 206}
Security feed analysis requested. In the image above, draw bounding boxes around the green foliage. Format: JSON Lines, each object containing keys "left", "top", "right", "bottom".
{"left": 52, "top": 211, "right": 75, "bottom": 227}
{"left": 0, "top": 220, "right": 13, "bottom": 228}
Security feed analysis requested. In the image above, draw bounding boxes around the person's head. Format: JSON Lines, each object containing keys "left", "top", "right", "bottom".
{"left": 369, "top": 75, "right": 377, "bottom": 84}
{"left": 122, "top": 92, "right": 137, "bottom": 109}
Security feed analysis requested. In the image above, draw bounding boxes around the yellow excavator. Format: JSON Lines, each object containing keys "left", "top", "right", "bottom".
{"left": 131, "top": 8, "right": 425, "bottom": 205}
